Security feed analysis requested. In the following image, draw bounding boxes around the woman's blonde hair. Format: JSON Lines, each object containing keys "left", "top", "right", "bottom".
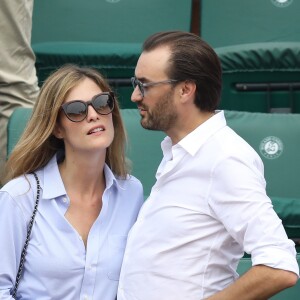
{"left": 4, "top": 64, "right": 129, "bottom": 182}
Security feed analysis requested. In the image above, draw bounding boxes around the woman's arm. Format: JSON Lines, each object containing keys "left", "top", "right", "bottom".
{"left": 0, "top": 190, "right": 27, "bottom": 298}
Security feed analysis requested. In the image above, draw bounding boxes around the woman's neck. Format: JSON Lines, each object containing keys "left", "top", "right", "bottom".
{"left": 58, "top": 153, "right": 106, "bottom": 201}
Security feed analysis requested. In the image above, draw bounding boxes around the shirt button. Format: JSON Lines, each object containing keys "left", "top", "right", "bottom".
{"left": 62, "top": 196, "right": 67, "bottom": 203}
{"left": 83, "top": 295, "right": 89, "bottom": 300}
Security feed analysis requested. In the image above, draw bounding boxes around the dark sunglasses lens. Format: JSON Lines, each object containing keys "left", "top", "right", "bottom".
{"left": 65, "top": 101, "right": 87, "bottom": 121}
{"left": 93, "top": 94, "right": 114, "bottom": 114}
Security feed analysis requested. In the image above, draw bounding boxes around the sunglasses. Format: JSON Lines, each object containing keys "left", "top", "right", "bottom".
{"left": 131, "top": 77, "right": 179, "bottom": 98}
{"left": 61, "top": 92, "right": 115, "bottom": 122}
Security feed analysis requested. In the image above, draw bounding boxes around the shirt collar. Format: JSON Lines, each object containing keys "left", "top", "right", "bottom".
{"left": 103, "top": 163, "right": 121, "bottom": 189}
{"left": 42, "top": 154, "right": 67, "bottom": 199}
{"left": 179, "top": 110, "right": 226, "bottom": 156}
{"left": 42, "top": 153, "right": 121, "bottom": 199}
{"left": 162, "top": 110, "right": 227, "bottom": 157}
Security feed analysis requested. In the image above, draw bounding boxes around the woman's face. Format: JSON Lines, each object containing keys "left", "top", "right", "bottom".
{"left": 54, "top": 77, "right": 114, "bottom": 158}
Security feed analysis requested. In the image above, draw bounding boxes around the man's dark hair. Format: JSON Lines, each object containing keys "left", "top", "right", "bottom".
{"left": 143, "top": 31, "right": 222, "bottom": 112}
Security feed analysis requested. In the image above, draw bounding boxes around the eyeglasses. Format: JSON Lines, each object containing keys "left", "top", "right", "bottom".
{"left": 61, "top": 92, "right": 115, "bottom": 122}
{"left": 131, "top": 77, "right": 178, "bottom": 98}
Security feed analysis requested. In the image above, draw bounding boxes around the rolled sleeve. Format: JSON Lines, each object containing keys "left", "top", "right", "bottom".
{"left": 210, "top": 154, "right": 299, "bottom": 276}
{"left": 251, "top": 241, "right": 299, "bottom": 275}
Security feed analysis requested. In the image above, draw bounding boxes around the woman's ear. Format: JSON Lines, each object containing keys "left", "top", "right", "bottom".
{"left": 53, "top": 123, "right": 64, "bottom": 139}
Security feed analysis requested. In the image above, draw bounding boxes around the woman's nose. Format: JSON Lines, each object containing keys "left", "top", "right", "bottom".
{"left": 86, "top": 104, "right": 100, "bottom": 122}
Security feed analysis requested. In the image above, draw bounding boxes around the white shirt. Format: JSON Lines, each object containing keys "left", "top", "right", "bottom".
{"left": 118, "top": 111, "right": 299, "bottom": 300}
{"left": 0, "top": 154, "right": 144, "bottom": 300}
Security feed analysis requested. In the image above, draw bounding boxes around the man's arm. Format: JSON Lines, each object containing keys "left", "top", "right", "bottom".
{"left": 205, "top": 265, "right": 298, "bottom": 300}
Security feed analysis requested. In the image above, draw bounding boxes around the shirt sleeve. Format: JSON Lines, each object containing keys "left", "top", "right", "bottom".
{"left": 0, "top": 190, "right": 27, "bottom": 298}
{"left": 209, "top": 154, "right": 299, "bottom": 276}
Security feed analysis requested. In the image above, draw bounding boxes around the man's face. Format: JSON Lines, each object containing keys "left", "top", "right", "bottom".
{"left": 131, "top": 46, "right": 179, "bottom": 132}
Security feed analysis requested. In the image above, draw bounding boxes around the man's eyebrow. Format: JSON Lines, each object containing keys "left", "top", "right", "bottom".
{"left": 135, "top": 76, "right": 151, "bottom": 83}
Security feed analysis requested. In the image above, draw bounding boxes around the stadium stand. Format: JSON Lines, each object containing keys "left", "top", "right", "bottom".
{"left": 198, "top": 0, "right": 300, "bottom": 113}
{"left": 7, "top": 108, "right": 300, "bottom": 239}
{"left": 31, "top": 0, "right": 193, "bottom": 109}
{"left": 4, "top": 1, "right": 300, "bottom": 297}
{"left": 216, "top": 42, "right": 300, "bottom": 113}
{"left": 29, "top": 1, "right": 300, "bottom": 113}
{"left": 199, "top": 0, "right": 300, "bottom": 48}
{"left": 224, "top": 110, "right": 300, "bottom": 244}
{"left": 6, "top": 107, "right": 300, "bottom": 298}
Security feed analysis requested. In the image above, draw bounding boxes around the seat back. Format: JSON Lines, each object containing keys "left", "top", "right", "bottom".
{"left": 31, "top": 0, "right": 193, "bottom": 109}
{"left": 225, "top": 110, "right": 300, "bottom": 239}
{"left": 32, "top": 42, "right": 141, "bottom": 109}
{"left": 216, "top": 42, "right": 300, "bottom": 113}
{"left": 199, "top": 0, "right": 300, "bottom": 113}
{"left": 200, "top": 0, "right": 300, "bottom": 48}
{"left": 32, "top": 0, "right": 192, "bottom": 44}
{"left": 6, "top": 108, "right": 32, "bottom": 156}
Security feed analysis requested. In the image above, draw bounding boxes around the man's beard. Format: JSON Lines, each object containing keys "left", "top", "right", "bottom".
{"left": 140, "top": 89, "right": 178, "bottom": 132}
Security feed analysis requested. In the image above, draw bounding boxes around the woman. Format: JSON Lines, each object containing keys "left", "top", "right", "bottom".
{"left": 0, "top": 64, "right": 144, "bottom": 299}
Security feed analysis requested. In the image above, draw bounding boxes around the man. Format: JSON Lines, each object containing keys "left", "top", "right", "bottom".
{"left": 117, "top": 31, "right": 299, "bottom": 299}
{"left": 0, "top": 0, "right": 39, "bottom": 183}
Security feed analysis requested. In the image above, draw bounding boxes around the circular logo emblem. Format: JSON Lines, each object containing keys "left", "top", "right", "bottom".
{"left": 259, "top": 136, "right": 283, "bottom": 159}
{"left": 271, "top": 0, "right": 293, "bottom": 7}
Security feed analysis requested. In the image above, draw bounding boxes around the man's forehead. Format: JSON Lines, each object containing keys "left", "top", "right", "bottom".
{"left": 135, "top": 48, "right": 171, "bottom": 78}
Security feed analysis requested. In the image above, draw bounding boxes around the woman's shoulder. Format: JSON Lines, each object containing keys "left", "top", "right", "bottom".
{"left": 0, "top": 174, "right": 35, "bottom": 199}
{"left": 0, "top": 174, "right": 38, "bottom": 220}
{"left": 115, "top": 174, "right": 144, "bottom": 204}
{"left": 118, "top": 174, "right": 143, "bottom": 189}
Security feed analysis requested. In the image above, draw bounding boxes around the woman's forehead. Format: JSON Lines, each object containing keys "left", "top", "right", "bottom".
{"left": 65, "top": 78, "right": 102, "bottom": 102}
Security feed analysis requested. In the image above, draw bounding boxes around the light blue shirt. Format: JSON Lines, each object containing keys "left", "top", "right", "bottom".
{"left": 0, "top": 154, "right": 144, "bottom": 300}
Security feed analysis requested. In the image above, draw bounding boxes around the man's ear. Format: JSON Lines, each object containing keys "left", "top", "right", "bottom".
{"left": 179, "top": 81, "right": 196, "bottom": 103}
{"left": 53, "top": 123, "right": 64, "bottom": 139}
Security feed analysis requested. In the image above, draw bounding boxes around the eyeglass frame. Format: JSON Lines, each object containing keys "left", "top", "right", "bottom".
{"left": 131, "top": 77, "right": 179, "bottom": 98}
{"left": 61, "top": 92, "right": 115, "bottom": 122}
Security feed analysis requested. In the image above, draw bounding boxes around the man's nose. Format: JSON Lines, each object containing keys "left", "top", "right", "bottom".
{"left": 131, "top": 86, "right": 143, "bottom": 102}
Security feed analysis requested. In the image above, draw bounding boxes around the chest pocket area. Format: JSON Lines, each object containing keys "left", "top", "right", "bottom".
{"left": 107, "top": 234, "right": 127, "bottom": 280}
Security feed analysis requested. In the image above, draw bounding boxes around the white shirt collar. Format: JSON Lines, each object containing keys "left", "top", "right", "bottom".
{"left": 161, "top": 110, "right": 226, "bottom": 158}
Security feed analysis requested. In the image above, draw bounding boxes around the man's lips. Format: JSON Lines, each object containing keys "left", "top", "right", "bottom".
{"left": 138, "top": 106, "right": 147, "bottom": 113}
